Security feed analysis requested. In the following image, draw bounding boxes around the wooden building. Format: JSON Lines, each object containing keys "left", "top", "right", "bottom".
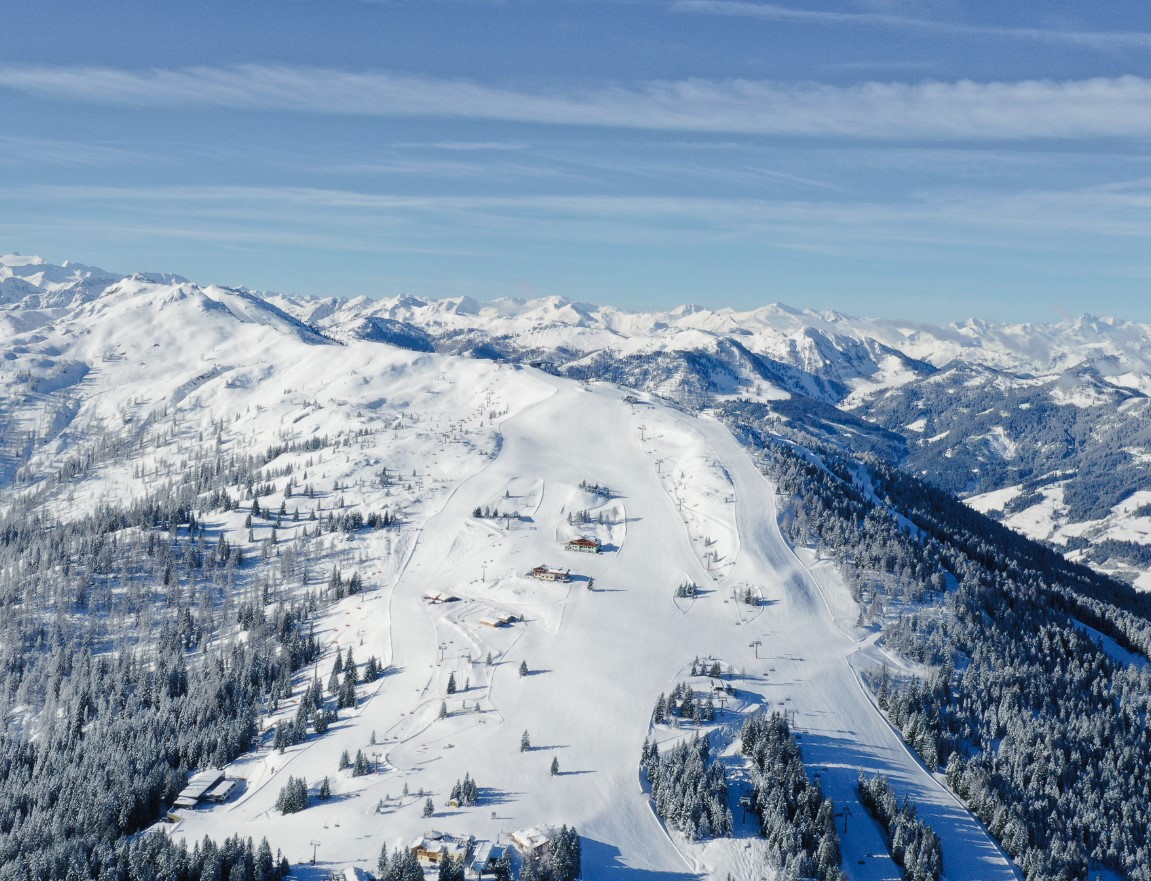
{"left": 529, "top": 565, "right": 570, "bottom": 582}
{"left": 565, "top": 537, "right": 601, "bottom": 554}
{"left": 411, "top": 831, "right": 474, "bottom": 867}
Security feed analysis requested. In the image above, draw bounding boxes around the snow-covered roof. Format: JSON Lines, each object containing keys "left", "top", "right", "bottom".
{"left": 510, "top": 826, "right": 555, "bottom": 853}
{"left": 176, "top": 769, "right": 225, "bottom": 802}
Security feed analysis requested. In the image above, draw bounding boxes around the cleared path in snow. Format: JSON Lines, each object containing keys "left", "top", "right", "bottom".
{"left": 695, "top": 413, "right": 1020, "bottom": 881}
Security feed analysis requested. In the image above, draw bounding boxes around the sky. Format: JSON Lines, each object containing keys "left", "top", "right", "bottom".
{"left": 2, "top": 1, "right": 1151, "bottom": 323}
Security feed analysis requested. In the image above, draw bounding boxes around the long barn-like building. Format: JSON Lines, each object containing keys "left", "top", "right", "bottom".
{"left": 174, "top": 769, "right": 236, "bottom": 809}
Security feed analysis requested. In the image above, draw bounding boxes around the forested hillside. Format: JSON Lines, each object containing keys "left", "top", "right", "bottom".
{"left": 1, "top": 256, "right": 1149, "bottom": 881}
{"left": 721, "top": 401, "right": 1151, "bottom": 881}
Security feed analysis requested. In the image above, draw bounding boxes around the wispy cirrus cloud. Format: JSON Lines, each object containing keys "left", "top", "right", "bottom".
{"left": 12, "top": 181, "right": 1151, "bottom": 240}
{"left": 3, "top": 65, "right": 1151, "bottom": 139}
{"left": 0, "top": 135, "right": 168, "bottom": 167}
{"left": 672, "top": 1, "right": 1151, "bottom": 50}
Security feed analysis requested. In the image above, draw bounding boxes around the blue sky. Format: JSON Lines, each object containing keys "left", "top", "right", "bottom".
{"left": 2, "top": 1, "right": 1151, "bottom": 323}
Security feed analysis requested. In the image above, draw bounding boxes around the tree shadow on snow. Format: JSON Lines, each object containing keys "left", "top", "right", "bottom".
{"left": 477, "top": 787, "right": 520, "bottom": 806}
{"left": 289, "top": 863, "right": 340, "bottom": 881}
{"left": 316, "top": 790, "right": 363, "bottom": 807}
{"left": 579, "top": 837, "right": 701, "bottom": 881}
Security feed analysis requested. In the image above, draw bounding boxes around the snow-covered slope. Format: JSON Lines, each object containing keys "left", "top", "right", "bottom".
{"left": 163, "top": 377, "right": 1015, "bottom": 881}
{"left": 265, "top": 279, "right": 1151, "bottom": 582}
{"left": 10, "top": 252, "right": 1151, "bottom": 588}
{"left": 0, "top": 255, "right": 1026, "bottom": 880}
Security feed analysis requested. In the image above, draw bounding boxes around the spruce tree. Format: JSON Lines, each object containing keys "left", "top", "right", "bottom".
{"left": 353, "top": 749, "right": 371, "bottom": 776}
{"left": 274, "top": 776, "right": 308, "bottom": 814}
{"left": 338, "top": 670, "right": 357, "bottom": 709}
{"left": 461, "top": 772, "right": 478, "bottom": 805}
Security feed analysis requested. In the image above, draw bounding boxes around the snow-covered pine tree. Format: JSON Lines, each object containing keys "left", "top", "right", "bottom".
{"left": 274, "top": 776, "right": 308, "bottom": 814}
{"left": 353, "top": 749, "right": 371, "bottom": 776}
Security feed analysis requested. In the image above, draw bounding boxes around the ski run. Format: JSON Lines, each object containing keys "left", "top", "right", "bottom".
{"left": 149, "top": 355, "right": 1017, "bottom": 881}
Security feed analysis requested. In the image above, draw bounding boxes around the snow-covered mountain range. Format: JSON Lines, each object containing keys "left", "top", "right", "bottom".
{"left": 272, "top": 278, "right": 1151, "bottom": 587}
{"left": 4, "top": 252, "right": 1151, "bottom": 881}
{"left": 7, "top": 252, "right": 1147, "bottom": 587}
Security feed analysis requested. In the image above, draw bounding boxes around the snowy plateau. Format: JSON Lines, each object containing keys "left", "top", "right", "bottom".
{"left": 1, "top": 254, "right": 1149, "bottom": 881}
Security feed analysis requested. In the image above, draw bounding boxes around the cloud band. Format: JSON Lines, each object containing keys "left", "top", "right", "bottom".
{"left": 2, "top": 65, "right": 1151, "bottom": 140}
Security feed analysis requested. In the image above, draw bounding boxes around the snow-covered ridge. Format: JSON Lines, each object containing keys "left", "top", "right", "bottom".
{"left": 10, "top": 253, "right": 1151, "bottom": 392}
{"left": 8, "top": 252, "right": 1151, "bottom": 583}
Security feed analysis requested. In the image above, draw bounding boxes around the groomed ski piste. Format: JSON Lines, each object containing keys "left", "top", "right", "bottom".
{"left": 158, "top": 361, "right": 1019, "bottom": 881}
